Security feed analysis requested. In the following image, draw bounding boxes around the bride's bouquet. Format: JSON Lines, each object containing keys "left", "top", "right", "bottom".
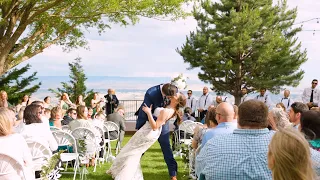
{"left": 171, "top": 73, "right": 188, "bottom": 90}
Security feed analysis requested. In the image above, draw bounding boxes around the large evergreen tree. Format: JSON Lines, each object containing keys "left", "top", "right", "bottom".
{"left": 0, "top": 0, "right": 191, "bottom": 76}
{"left": 49, "top": 57, "right": 93, "bottom": 104}
{"left": 0, "top": 64, "right": 41, "bottom": 105}
{"left": 177, "top": 0, "right": 307, "bottom": 105}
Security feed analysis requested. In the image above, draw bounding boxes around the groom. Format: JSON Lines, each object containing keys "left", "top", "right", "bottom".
{"left": 135, "top": 83, "right": 178, "bottom": 180}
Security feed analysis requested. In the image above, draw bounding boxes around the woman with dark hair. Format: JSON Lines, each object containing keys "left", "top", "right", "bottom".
{"left": 300, "top": 110, "right": 320, "bottom": 151}
{"left": 43, "top": 96, "right": 52, "bottom": 109}
{"left": 20, "top": 104, "right": 58, "bottom": 151}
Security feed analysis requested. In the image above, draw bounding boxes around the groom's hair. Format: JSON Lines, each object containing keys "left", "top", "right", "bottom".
{"left": 162, "top": 83, "right": 178, "bottom": 96}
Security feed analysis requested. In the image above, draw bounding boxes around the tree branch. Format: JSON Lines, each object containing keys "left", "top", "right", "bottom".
{"left": 28, "top": 0, "right": 64, "bottom": 22}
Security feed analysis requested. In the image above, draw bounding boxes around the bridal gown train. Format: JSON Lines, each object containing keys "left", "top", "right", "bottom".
{"left": 107, "top": 108, "right": 172, "bottom": 180}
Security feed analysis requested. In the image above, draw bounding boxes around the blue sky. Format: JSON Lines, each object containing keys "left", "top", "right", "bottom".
{"left": 17, "top": 0, "right": 320, "bottom": 91}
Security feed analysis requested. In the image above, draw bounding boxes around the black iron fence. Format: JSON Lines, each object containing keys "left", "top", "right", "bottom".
{"left": 119, "top": 100, "right": 143, "bottom": 121}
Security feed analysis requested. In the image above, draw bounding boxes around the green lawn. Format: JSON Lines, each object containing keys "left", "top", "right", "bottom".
{"left": 60, "top": 135, "right": 189, "bottom": 180}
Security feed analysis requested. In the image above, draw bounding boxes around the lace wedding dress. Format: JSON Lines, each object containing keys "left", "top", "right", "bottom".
{"left": 107, "top": 107, "right": 173, "bottom": 180}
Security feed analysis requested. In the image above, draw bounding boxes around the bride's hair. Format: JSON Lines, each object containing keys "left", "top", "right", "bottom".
{"left": 172, "top": 93, "right": 186, "bottom": 123}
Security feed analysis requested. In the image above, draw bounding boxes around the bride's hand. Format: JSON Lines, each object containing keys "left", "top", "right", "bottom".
{"left": 142, "top": 103, "right": 152, "bottom": 115}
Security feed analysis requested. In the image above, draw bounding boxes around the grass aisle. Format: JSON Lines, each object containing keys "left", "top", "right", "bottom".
{"left": 60, "top": 135, "right": 189, "bottom": 180}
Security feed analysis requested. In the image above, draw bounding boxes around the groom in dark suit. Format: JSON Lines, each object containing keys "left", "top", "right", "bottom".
{"left": 136, "top": 83, "right": 178, "bottom": 180}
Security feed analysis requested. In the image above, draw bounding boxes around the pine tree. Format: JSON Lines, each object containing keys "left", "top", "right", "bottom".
{"left": 49, "top": 57, "right": 93, "bottom": 105}
{"left": 0, "top": 64, "right": 41, "bottom": 105}
{"left": 177, "top": 0, "right": 307, "bottom": 105}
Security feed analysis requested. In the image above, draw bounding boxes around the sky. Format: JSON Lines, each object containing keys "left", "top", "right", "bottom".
{"left": 16, "top": 0, "right": 320, "bottom": 91}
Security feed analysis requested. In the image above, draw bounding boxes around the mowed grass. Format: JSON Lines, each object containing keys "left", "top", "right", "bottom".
{"left": 60, "top": 135, "right": 189, "bottom": 180}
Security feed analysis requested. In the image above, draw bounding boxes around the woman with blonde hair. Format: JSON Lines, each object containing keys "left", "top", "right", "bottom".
{"left": 268, "top": 108, "right": 291, "bottom": 130}
{"left": 268, "top": 128, "right": 315, "bottom": 180}
{"left": 49, "top": 106, "right": 63, "bottom": 129}
{"left": 0, "top": 90, "right": 11, "bottom": 108}
{"left": 0, "top": 107, "right": 34, "bottom": 180}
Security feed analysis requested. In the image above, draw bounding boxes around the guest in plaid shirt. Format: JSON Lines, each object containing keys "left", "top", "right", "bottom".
{"left": 196, "top": 100, "right": 274, "bottom": 179}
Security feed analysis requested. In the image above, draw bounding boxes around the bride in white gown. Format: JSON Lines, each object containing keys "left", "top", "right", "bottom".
{"left": 107, "top": 92, "right": 186, "bottom": 180}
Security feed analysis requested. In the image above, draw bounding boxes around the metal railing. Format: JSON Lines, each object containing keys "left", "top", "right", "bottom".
{"left": 119, "top": 100, "right": 143, "bottom": 121}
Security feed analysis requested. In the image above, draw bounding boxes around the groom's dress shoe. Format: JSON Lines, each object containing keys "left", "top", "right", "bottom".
{"left": 171, "top": 176, "right": 177, "bottom": 180}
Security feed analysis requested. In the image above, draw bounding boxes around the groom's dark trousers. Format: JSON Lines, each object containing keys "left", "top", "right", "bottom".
{"left": 135, "top": 84, "right": 177, "bottom": 177}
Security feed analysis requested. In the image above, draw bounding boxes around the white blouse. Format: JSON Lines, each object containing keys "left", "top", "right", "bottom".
{"left": 0, "top": 133, "right": 34, "bottom": 180}
{"left": 20, "top": 123, "right": 58, "bottom": 151}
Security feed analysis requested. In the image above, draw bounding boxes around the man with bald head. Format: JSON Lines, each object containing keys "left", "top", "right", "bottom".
{"left": 280, "top": 89, "right": 293, "bottom": 112}
{"left": 201, "top": 102, "right": 237, "bottom": 146}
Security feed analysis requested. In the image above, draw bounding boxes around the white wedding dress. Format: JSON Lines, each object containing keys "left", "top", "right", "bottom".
{"left": 107, "top": 107, "right": 173, "bottom": 180}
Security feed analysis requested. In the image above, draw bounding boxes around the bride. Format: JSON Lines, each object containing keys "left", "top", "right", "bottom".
{"left": 107, "top": 92, "right": 186, "bottom": 179}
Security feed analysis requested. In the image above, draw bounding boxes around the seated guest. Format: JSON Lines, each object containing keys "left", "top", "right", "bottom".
{"left": 300, "top": 111, "right": 320, "bottom": 151}
{"left": 0, "top": 107, "right": 34, "bottom": 180}
{"left": 87, "top": 107, "right": 94, "bottom": 120}
{"left": 200, "top": 105, "right": 215, "bottom": 124}
{"left": 192, "top": 107, "right": 217, "bottom": 153}
{"left": 43, "top": 96, "right": 52, "bottom": 109}
{"left": 182, "top": 107, "right": 196, "bottom": 121}
{"left": 201, "top": 102, "right": 237, "bottom": 147}
{"left": 75, "top": 95, "right": 86, "bottom": 107}
{"left": 49, "top": 107, "right": 63, "bottom": 129}
{"left": 268, "top": 128, "right": 315, "bottom": 180}
{"left": 196, "top": 100, "right": 274, "bottom": 179}
{"left": 107, "top": 107, "right": 126, "bottom": 145}
{"left": 31, "top": 101, "right": 49, "bottom": 129}
{"left": 288, "top": 102, "right": 309, "bottom": 129}
{"left": 61, "top": 108, "right": 77, "bottom": 125}
{"left": 275, "top": 102, "right": 286, "bottom": 112}
{"left": 92, "top": 112, "right": 105, "bottom": 128}
{"left": 16, "top": 94, "right": 31, "bottom": 112}
{"left": 20, "top": 104, "right": 58, "bottom": 151}
{"left": 43, "top": 108, "right": 51, "bottom": 120}
{"left": 268, "top": 108, "right": 292, "bottom": 130}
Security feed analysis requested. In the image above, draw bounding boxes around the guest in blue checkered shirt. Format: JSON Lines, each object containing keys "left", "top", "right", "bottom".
{"left": 196, "top": 100, "right": 274, "bottom": 179}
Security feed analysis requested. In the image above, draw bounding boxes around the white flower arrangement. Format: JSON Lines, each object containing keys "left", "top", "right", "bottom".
{"left": 171, "top": 73, "right": 188, "bottom": 90}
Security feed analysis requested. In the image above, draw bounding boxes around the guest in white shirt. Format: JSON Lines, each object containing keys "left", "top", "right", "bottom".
{"left": 280, "top": 89, "right": 293, "bottom": 112}
{"left": 16, "top": 94, "right": 31, "bottom": 112}
{"left": 186, "top": 90, "right": 197, "bottom": 117}
{"left": 92, "top": 112, "right": 105, "bottom": 128}
{"left": 302, "top": 79, "right": 319, "bottom": 109}
{"left": 240, "top": 87, "right": 250, "bottom": 104}
{"left": 43, "top": 96, "right": 53, "bottom": 109}
{"left": 197, "top": 87, "right": 213, "bottom": 120}
{"left": 0, "top": 107, "right": 34, "bottom": 180}
{"left": 255, "top": 88, "right": 271, "bottom": 109}
{"left": 31, "top": 101, "right": 50, "bottom": 129}
{"left": 20, "top": 104, "right": 58, "bottom": 151}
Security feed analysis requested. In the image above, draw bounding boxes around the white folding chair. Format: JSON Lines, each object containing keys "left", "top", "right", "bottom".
{"left": 102, "top": 125, "right": 112, "bottom": 162}
{"left": 26, "top": 140, "right": 52, "bottom": 173}
{"left": 72, "top": 127, "right": 99, "bottom": 174}
{"left": 178, "top": 120, "right": 196, "bottom": 145}
{"left": 52, "top": 130, "right": 80, "bottom": 180}
{"left": 94, "top": 125, "right": 106, "bottom": 165}
{"left": 61, "top": 125, "right": 72, "bottom": 133}
{"left": 104, "top": 121, "right": 120, "bottom": 155}
{"left": 0, "top": 153, "right": 25, "bottom": 180}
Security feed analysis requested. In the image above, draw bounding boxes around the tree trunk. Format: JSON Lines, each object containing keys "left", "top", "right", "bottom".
{"left": 234, "top": 93, "right": 242, "bottom": 106}
{"left": 0, "top": 52, "right": 8, "bottom": 76}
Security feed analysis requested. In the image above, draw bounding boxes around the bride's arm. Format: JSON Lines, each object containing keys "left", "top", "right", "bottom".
{"left": 142, "top": 104, "right": 170, "bottom": 131}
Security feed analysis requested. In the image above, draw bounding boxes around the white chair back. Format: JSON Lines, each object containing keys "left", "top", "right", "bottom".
{"left": 0, "top": 153, "right": 25, "bottom": 180}
{"left": 71, "top": 127, "right": 97, "bottom": 155}
{"left": 61, "top": 125, "right": 70, "bottom": 131}
{"left": 104, "top": 121, "right": 119, "bottom": 141}
{"left": 52, "top": 130, "right": 77, "bottom": 153}
{"left": 26, "top": 140, "right": 52, "bottom": 171}
{"left": 94, "top": 126, "right": 104, "bottom": 139}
